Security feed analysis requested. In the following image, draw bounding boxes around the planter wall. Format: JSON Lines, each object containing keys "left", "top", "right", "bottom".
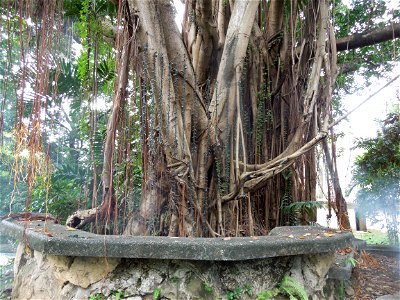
{"left": 0, "top": 218, "right": 354, "bottom": 300}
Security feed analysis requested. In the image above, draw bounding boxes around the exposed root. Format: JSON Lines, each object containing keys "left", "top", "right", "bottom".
{"left": 66, "top": 208, "right": 98, "bottom": 229}
{"left": 357, "top": 250, "right": 383, "bottom": 269}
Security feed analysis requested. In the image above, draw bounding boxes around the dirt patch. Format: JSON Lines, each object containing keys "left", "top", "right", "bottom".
{"left": 351, "top": 251, "right": 400, "bottom": 299}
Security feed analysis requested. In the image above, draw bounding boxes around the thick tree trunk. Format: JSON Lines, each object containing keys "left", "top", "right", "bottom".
{"left": 15, "top": 0, "right": 396, "bottom": 237}
{"left": 128, "top": 0, "right": 211, "bottom": 236}
{"left": 123, "top": 0, "right": 338, "bottom": 236}
{"left": 67, "top": 0, "right": 358, "bottom": 236}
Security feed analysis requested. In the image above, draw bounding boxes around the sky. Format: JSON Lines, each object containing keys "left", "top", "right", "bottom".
{"left": 173, "top": 0, "right": 184, "bottom": 28}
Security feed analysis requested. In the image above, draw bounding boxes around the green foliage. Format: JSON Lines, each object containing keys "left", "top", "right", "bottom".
{"left": 282, "top": 201, "right": 324, "bottom": 225}
{"left": 226, "top": 285, "right": 253, "bottom": 299}
{"left": 257, "top": 288, "right": 280, "bottom": 300}
{"left": 243, "top": 284, "right": 253, "bottom": 296}
{"left": 333, "top": 0, "right": 400, "bottom": 94}
{"left": 88, "top": 293, "right": 105, "bottom": 300}
{"left": 334, "top": 0, "right": 388, "bottom": 39}
{"left": 351, "top": 112, "right": 400, "bottom": 244}
{"left": 342, "top": 253, "right": 358, "bottom": 268}
{"left": 282, "top": 201, "right": 324, "bottom": 217}
{"left": 77, "top": 51, "right": 89, "bottom": 81}
{"left": 337, "top": 280, "right": 346, "bottom": 300}
{"left": 57, "top": 59, "right": 81, "bottom": 98}
{"left": 226, "top": 287, "right": 242, "bottom": 300}
{"left": 75, "top": 0, "right": 116, "bottom": 91}
{"left": 97, "top": 59, "right": 116, "bottom": 91}
{"left": 353, "top": 230, "right": 400, "bottom": 245}
{"left": 153, "top": 287, "right": 161, "bottom": 300}
{"left": 343, "top": 256, "right": 358, "bottom": 267}
{"left": 31, "top": 164, "right": 86, "bottom": 223}
{"left": 110, "top": 290, "right": 124, "bottom": 300}
{"left": 257, "top": 276, "right": 308, "bottom": 300}
{"left": 203, "top": 282, "right": 214, "bottom": 293}
{"left": 0, "top": 133, "right": 29, "bottom": 214}
{"left": 279, "top": 276, "right": 308, "bottom": 300}
{"left": 64, "top": 0, "right": 84, "bottom": 18}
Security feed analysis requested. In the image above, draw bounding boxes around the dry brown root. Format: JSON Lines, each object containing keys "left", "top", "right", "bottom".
{"left": 66, "top": 208, "right": 98, "bottom": 229}
{"left": 357, "top": 250, "right": 383, "bottom": 269}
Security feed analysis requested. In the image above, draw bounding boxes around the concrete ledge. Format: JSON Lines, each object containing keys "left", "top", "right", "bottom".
{"left": 0, "top": 218, "right": 353, "bottom": 261}
{"left": 327, "top": 252, "right": 354, "bottom": 280}
{"left": 365, "top": 244, "right": 400, "bottom": 258}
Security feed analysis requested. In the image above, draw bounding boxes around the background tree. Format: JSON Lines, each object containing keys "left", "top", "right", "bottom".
{"left": 350, "top": 110, "right": 400, "bottom": 244}
{"left": 324, "top": 0, "right": 400, "bottom": 229}
{"left": 0, "top": 0, "right": 119, "bottom": 224}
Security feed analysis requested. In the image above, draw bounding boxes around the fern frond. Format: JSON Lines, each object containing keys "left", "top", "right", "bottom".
{"left": 279, "top": 276, "right": 308, "bottom": 300}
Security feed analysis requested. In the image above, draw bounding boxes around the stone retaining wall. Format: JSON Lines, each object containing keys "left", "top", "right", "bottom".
{"left": 12, "top": 244, "right": 337, "bottom": 299}
{"left": 1, "top": 218, "right": 354, "bottom": 300}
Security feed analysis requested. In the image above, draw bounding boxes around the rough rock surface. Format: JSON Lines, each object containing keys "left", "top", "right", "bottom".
{"left": 11, "top": 243, "right": 341, "bottom": 300}
{"left": 286, "top": 253, "right": 335, "bottom": 300}
{"left": 12, "top": 244, "right": 120, "bottom": 299}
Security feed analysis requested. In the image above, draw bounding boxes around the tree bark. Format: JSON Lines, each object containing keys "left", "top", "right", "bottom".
{"left": 336, "top": 23, "right": 400, "bottom": 52}
{"left": 321, "top": 136, "right": 351, "bottom": 230}
{"left": 208, "top": 0, "right": 260, "bottom": 146}
{"left": 65, "top": 0, "right": 400, "bottom": 236}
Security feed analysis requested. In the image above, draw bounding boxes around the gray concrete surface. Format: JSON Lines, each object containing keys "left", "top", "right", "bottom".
{"left": 0, "top": 218, "right": 354, "bottom": 261}
{"left": 327, "top": 252, "right": 354, "bottom": 280}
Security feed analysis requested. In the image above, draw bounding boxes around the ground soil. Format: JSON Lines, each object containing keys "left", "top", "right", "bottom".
{"left": 351, "top": 251, "right": 400, "bottom": 300}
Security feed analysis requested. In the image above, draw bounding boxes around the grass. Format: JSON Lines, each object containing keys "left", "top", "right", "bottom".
{"left": 353, "top": 230, "right": 399, "bottom": 245}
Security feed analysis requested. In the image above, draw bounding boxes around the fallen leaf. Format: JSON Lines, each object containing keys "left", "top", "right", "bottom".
{"left": 324, "top": 233, "right": 335, "bottom": 237}
{"left": 288, "top": 234, "right": 294, "bottom": 238}
{"left": 338, "top": 247, "right": 352, "bottom": 254}
{"left": 24, "top": 245, "right": 31, "bottom": 255}
{"left": 299, "top": 235, "right": 305, "bottom": 239}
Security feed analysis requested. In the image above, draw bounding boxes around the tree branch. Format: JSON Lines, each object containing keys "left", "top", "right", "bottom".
{"left": 336, "top": 23, "right": 400, "bottom": 52}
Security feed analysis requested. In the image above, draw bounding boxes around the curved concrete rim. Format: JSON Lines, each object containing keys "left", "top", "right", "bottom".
{"left": 0, "top": 218, "right": 354, "bottom": 261}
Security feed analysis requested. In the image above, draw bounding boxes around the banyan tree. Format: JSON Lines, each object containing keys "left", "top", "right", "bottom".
{"left": 2, "top": 0, "right": 399, "bottom": 237}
